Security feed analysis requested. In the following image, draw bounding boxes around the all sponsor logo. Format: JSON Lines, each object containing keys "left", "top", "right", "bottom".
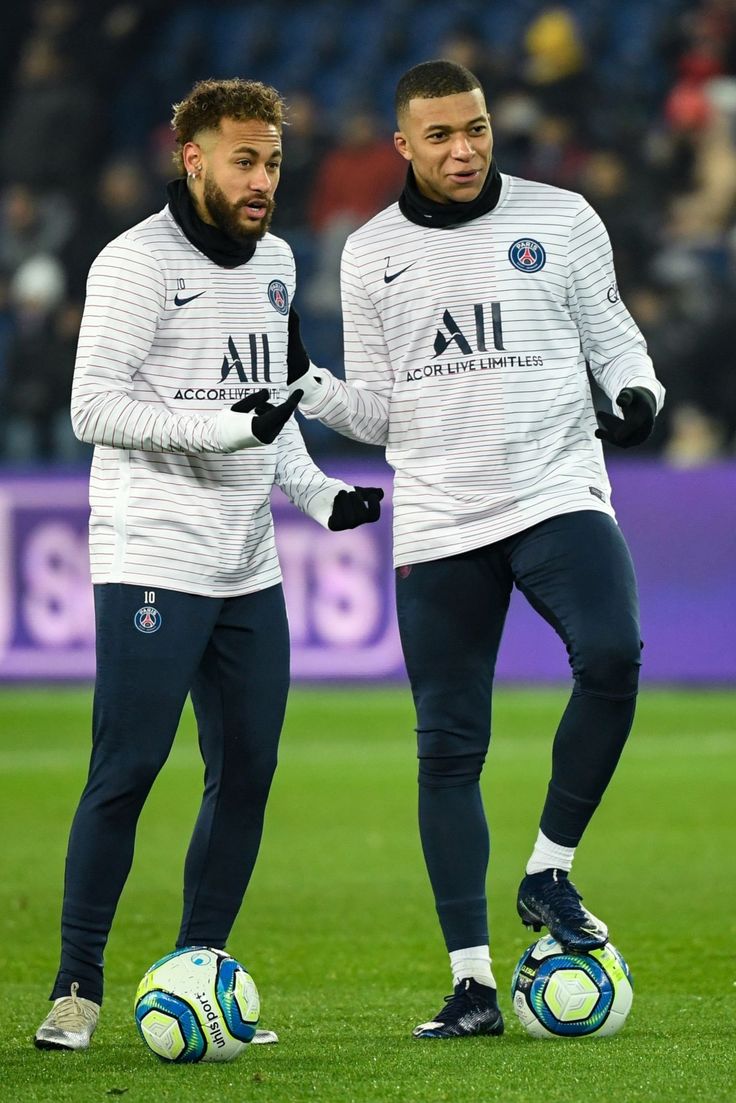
{"left": 174, "top": 335, "right": 273, "bottom": 400}
{"left": 220, "top": 335, "right": 271, "bottom": 383}
{"left": 434, "top": 303, "right": 506, "bottom": 356}
{"left": 404, "top": 301, "right": 545, "bottom": 383}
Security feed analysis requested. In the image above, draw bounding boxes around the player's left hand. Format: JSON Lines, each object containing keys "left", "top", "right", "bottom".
{"left": 594, "top": 387, "right": 656, "bottom": 448}
{"left": 328, "top": 486, "right": 384, "bottom": 530}
{"left": 230, "top": 388, "right": 302, "bottom": 444}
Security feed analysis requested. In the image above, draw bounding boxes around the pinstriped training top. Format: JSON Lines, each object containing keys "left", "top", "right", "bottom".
{"left": 71, "top": 204, "right": 347, "bottom": 597}
{"left": 299, "top": 173, "right": 665, "bottom": 567}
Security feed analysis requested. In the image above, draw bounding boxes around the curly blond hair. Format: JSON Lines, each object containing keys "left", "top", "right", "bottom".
{"left": 170, "top": 78, "right": 285, "bottom": 175}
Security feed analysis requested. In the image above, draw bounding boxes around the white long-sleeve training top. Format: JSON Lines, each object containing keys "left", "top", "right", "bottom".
{"left": 297, "top": 173, "right": 665, "bottom": 567}
{"left": 72, "top": 204, "right": 348, "bottom": 596}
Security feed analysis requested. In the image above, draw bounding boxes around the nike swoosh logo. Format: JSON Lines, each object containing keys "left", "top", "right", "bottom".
{"left": 384, "top": 261, "right": 415, "bottom": 284}
{"left": 174, "top": 291, "right": 206, "bottom": 306}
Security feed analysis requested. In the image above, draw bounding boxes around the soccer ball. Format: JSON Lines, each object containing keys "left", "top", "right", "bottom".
{"left": 511, "top": 935, "right": 633, "bottom": 1038}
{"left": 134, "top": 947, "right": 260, "bottom": 1062}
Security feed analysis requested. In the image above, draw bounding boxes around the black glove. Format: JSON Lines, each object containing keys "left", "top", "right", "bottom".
{"left": 595, "top": 387, "right": 656, "bottom": 448}
{"left": 328, "top": 486, "right": 384, "bottom": 531}
{"left": 230, "top": 388, "right": 303, "bottom": 444}
{"left": 287, "top": 307, "right": 310, "bottom": 385}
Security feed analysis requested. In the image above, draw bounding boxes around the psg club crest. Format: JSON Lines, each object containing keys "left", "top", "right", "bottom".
{"left": 267, "top": 279, "right": 289, "bottom": 315}
{"left": 508, "top": 238, "right": 546, "bottom": 273}
{"left": 134, "top": 606, "right": 162, "bottom": 634}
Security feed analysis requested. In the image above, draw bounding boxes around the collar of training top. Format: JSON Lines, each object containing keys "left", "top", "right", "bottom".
{"left": 398, "top": 159, "right": 502, "bottom": 228}
{"left": 165, "top": 178, "right": 258, "bottom": 268}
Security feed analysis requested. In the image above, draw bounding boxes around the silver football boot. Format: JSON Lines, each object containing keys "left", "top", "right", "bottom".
{"left": 252, "top": 1029, "right": 279, "bottom": 1044}
{"left": 34, "top": 982, "right": 100, "bottom": 1051}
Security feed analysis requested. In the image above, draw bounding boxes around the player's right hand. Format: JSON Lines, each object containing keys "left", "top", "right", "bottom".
{"left": 216, "top": 388, "right": 303, "bottom": 450}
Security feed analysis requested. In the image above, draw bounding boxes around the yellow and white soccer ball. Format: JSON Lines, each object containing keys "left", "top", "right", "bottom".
{"left": 134, "top": 947, "right": 259, "bottom": 1062}
{"left": 511, "top": 935, "right": 633, "bottom": 1038}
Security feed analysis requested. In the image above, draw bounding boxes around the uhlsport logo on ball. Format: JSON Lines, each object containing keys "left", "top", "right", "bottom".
{"left": 134, "top": 947, "right": 260, "bottom": 1062}
{"left": 511, "top": 935, "right": 633, "bottom": 1038}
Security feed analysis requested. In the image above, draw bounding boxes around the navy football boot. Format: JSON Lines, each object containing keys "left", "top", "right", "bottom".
{"left": 413, "top": 978, "right": 505, "bottom": 1039}
{"left": 517, "top": 868, "right": 608, "bottom": 951}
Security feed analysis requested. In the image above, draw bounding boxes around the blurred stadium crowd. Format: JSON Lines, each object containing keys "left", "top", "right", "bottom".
{"left": 2, "top": 0, "right": 736, "bottom": 464}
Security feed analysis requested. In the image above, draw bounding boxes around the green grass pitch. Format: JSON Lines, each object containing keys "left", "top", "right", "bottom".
{"left": 1, "top": 685, "right": 734, "bottom": 1102}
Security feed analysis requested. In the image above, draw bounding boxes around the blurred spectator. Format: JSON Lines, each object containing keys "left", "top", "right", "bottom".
{"left": 147, "top": 120, "right": 179, "bottom": 189}
{"left": 28, "top": 1, "right": 170, "bottom": 99}
{"left": 491, "top": 88, "right": 542, "bottom": 176}
{"left": 578, "top": 151, "right": 659, "bottom": 289}
{"left": 0, "top": 34, "right": 100, "bottom": 197}
{"left": 653, "top": 77, "right": 736, "bottom": 309}
{"left": 626, "top": 283, "right": 703, "bottom": 450}
{"left": 62, "top": 157, "right": 157, "bottom": 297}
{"left": 682, "top": 296, "right": 736, "bottom": 445}
{"left": 304, "top": 110, "right": 405, "bottom": 313}
{"left": 276, "top": 91, "right": 331, "bottom": 235}
{"left": 1, "top": 256, "right": 81, "bottom": 462}
{"left": 438, "top": 28, "right": 500, "bottom": 99}
{"left": 663, "top": 404, "right": 726, "bottom": 466}
{"left": 31, "top": 0, "right": 80, "bottom": 41}
{"left": 0, "top": 184, "right": 76, "bottom": 274}
{"left": 520, "top": 114, "right": 588, "bottom": 189}
{"left": 522, "top": 6, "right": 589, "bottom": 115}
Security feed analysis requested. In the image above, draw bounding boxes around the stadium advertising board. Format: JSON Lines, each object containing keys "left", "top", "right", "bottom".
{"left": 0, "top": 464, "right": 734, "bottom": 682}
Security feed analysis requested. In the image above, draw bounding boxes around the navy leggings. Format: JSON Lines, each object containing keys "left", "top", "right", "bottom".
{"left": 52, "top": 582, "right": 289, "bottom": 1004}
{"left": 395, "top": 511, "right": 641, "bottom": 952}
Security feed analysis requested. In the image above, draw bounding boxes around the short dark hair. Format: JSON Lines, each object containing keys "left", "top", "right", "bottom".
{"left": 171, "top": 78, "right": 285, "bottom": 175}
{"left": 395, "top": 60, "right": 483, "bottom": 121}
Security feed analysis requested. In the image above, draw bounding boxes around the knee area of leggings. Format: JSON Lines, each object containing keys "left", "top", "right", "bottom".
{"left": 574, "top": 636, "right": 642, "bottom": 694}
{"left": 418, "top": 751, "right": 486, "bottom": 787}
{"left": 88, "top": 747, "right": 169, "bottom": 797}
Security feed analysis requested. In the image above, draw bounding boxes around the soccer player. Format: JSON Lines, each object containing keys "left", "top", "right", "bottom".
{"left": 33, "top": 78, "right": 383, "bottom": 1052}
{"left": 286, "top": 60, "right": 664, "bottom": 1039}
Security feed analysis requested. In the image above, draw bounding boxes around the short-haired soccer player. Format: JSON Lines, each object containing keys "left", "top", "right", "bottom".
{"left": 286, "top": 59, "right": 663, "bottom": 1039}
{"left": 34, "top": 78, "right": 383, "bottom": 1051}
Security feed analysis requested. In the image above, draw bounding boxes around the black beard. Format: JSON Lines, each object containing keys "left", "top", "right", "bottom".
{"left": 202, "top": 175, "right": 274, "bottom": 241}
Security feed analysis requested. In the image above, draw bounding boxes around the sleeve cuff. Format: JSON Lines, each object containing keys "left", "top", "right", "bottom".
{"left": 288, "top": 362, "right": 329, "bottom": 408}
{"left": 624, "top": 378, "right": 665, "bottom": 415}
{"left": 307, "top": 480, "right": 353, "bottom": 528}
{"left": 215, "top": 408, "right": 263, "bottom": 451}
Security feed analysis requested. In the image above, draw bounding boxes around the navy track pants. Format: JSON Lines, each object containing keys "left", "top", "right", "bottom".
{"left": 395, "top": 511, "right": 641, "bottom": 952}
{"left": 51, "top": 582, "right": 289, "bottom": 1003}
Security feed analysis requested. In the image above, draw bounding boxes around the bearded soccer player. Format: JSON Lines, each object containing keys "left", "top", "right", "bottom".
{"left": 33, "top": 78, "right": 383, "bottom": 1052}
{"left": 286, "top": 60, "right": 663, "bottom": 1039}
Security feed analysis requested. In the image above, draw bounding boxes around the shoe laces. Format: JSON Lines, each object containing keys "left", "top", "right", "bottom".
{"left": 48, "top": 983, "right": 97, "bottom": 1030}
{"left": 441, "top": 978, "right": 483, "bottom": 1015}
{"left": 537, "top": 874, "right": 587, "bottom": 922}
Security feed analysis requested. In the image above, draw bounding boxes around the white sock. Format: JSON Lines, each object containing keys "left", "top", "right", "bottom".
{"left": 526, "top": 829, "right": 575, "bottom": 875}
{"left": 449, "top": 945, "right": 496, "bottom": 989}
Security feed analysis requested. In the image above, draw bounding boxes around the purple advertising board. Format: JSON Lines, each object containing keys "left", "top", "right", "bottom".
{"left": 0, "top": 462, "right": 734, "bottom": 683}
